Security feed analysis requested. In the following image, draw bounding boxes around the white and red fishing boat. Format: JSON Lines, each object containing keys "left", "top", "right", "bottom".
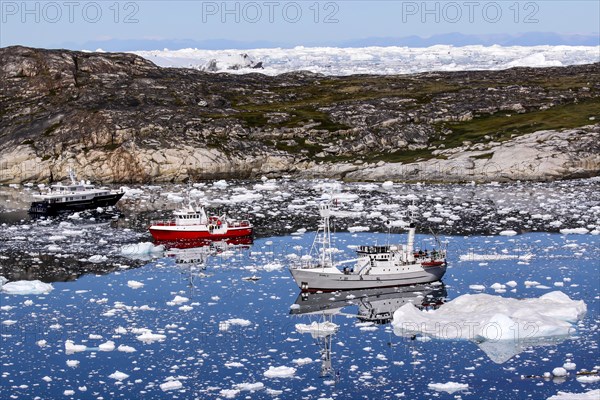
{"left": 149, "top": 200, "right": 253, "bottom": 242}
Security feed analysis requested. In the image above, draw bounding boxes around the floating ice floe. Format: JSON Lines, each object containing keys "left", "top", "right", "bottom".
{"left": 108, "top": 371, "right": 129, "bottom": 381}
{"left": 127, "top": 280, "right": 144, "bottom": 289}
{"left": 98, "top": 341, "right": 115, "bottom": 351}
{"left": 261, "top": 262, "right": 284, "bottom": 272}
{"left": 348, "top": 226, "right": 370, "bottom": 233}
{"left": 2, "top": 280, "right": 53, "bottom": 295}
{"left": 160, "top": 380, "right": 183, "bottom": 391}
{"left": 65, "top": 340, "right": 87, "bottom": 354}
{"left": 292, "top": 357, "right": 313, "bottom": 365}
{"left": 392, "top": 291, "right": 586, "bottom": 363}
{"left": 120, "top": 242, "right": 164, "bottom": 259}
{"left": 560, "top": 228, "right": 589, "bottom": 235}
{"left": 136, "top": 331, "right": 167, "bottom": 343}
{"left": 547, "top": 389, "right": 600, "bottom": 400}
{"left": 263, "top": 366, "right": 296, "bottom": 378}
{"left": 220, "top": 318, "right": 252, "bottom": 331}
{"left": 428, "top": 382, "right": 469, "bottom": 394}
{"left": 117, "top": 345, "right": 136, "bottom": 353}
{"left": 233, "top": 382, "right": 265, "bottom": 392}
{"left": 499, "top": 230, "right": 518, "bottom": 236}
{"left": 460, "top": 253, "right": 533, "bottom": 261}
{"left": 295, "top": 321, "right": 339, "bottom": 338}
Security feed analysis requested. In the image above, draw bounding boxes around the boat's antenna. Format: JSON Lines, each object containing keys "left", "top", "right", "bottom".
{"left": 67, "top": 165, "right": 77, "bottom": 185}
{"left": 429, "top": 227, "right": 442, "bottom": 248}
{"left": 384, "top": 220, "right": 392, "bottom": 246}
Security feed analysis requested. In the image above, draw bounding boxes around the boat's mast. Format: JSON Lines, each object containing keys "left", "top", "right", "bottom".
{"left": 406, "top": 222, "right": 416, "bottom": 263}
{"left": 68, "top": 167, "right": 77, "bottom": 185}
{"left": 319, "top": 202, "right": 333, "bottom": 268}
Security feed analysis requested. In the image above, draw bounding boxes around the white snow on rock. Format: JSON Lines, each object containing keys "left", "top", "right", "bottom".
{"left": 0, "top": 275, "right": 7, "bottom": 287}
{"left": 2, "top": 280, "right": 53, "bottom": 295}
{"left": 295, "top": 321, "right": 339, "bottom": 338}
{"left": 263, "top": 366, "right": 296, "bottom": 378}
{"left": 428, "top": 382, "right": 469, "bottom": 394}
{"left": 393, "top": 291, "right": 586, "bottom": 342}
{"left": 499, "top": 230, "right": 518, "bottom": 236}
{"left": 160, "top": 380, "right": 183, "bottom": 391}
{"left": 547, "top": 389, "right": 600, "bottom": 400}
{"left": 108, "top": 371, "right": 129, "bottom": 381}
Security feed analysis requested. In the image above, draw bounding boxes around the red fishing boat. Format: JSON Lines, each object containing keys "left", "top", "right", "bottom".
{"left": 149, "top": 201, "right": 253, "bottom": 242}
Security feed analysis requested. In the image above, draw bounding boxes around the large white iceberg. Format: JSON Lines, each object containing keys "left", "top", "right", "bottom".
{"left": 2, "top": 280, "right": 53, "bottom": 295}
{"left": 392, "top": 291, "right": 586, "bottom": 363}
{"left": 547, "top": 390, "right": 600, "bottom": 400}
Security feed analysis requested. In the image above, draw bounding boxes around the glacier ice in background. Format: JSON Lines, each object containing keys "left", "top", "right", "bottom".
{"left": 132, "top": 45, "right": 600, "bottom": 76}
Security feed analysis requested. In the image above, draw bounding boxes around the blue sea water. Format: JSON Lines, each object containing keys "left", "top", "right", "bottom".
{"left": 1, "top": 232, "right": 598, "bottom": 399}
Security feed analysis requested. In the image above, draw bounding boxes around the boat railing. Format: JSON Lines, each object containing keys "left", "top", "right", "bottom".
{"left": 151, "top": 220, "right": 178, "bottom": 227}
{"left": 228, "top": 220, "right": 251, "bottom": 228}
{"left": 357, "top": 245, "right": 391, "bottom": 254}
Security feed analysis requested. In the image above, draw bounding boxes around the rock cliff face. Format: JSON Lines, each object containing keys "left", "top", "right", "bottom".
{"left": 0, "top": 46, "right": 598, "bottom": 183}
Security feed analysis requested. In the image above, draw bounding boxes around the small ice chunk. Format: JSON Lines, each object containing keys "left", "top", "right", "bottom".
{"left": 263, "top": 366, "right": 296, "bottom": 378}
{"left": 136, "top": 332, "right": 166, "bottom": 343}
{"left": 65, "top": 340, "right": 87, "bottom": 354}
{"left": 427, "top": 382, "right": 469, "bottom": 394}
{"left": 117, "top": 345, "right": 136, "bottom": 353}
{"left": 160, "top": 380, "right": 183, "bottom": 391}
{"left": 127, "top": 280, "right": 144, "bottom": 289}
{"left": 108, "top": 371, "right": 129, "bottom": 381}
{"left": 552, "top": 367, "right": 568, "bottom": 377}
{"left": 292, "top": 358, "right": 313, "bottom": 365}
{"left": 98, "top": 341, "right": 115, "bottom": 351}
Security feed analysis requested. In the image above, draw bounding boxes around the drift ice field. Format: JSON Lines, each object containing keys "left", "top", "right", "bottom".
{"left": 1, "top": 178, "right": 599, "bottom": 399}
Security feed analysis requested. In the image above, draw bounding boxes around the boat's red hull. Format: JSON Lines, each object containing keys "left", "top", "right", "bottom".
{"left": 149, "top": 226, "right": 253, "bottom": 242}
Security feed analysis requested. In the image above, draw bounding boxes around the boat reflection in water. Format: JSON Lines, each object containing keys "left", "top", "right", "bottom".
{"left": 290, "top": 284, "right": 447, "bottom": 378}
{"left": 160, "top": 237, "right": 253, "bottom": 291}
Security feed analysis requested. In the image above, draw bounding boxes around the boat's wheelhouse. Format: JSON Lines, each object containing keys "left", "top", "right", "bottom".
{"left": 174, "top": 208, "right": 208, "bottom": 226}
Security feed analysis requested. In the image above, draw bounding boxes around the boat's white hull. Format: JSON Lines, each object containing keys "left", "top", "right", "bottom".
{"left": 290, "top": 264, "right": 446, "bottom": 292}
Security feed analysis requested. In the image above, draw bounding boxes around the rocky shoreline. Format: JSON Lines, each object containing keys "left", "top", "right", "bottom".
{"left": 0, "top": 46, "right": 599, "bottom": 184}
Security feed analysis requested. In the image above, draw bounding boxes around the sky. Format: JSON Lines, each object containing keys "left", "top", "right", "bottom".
{"left": 1, "top": 1, "right": 599, "bottom": 49}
